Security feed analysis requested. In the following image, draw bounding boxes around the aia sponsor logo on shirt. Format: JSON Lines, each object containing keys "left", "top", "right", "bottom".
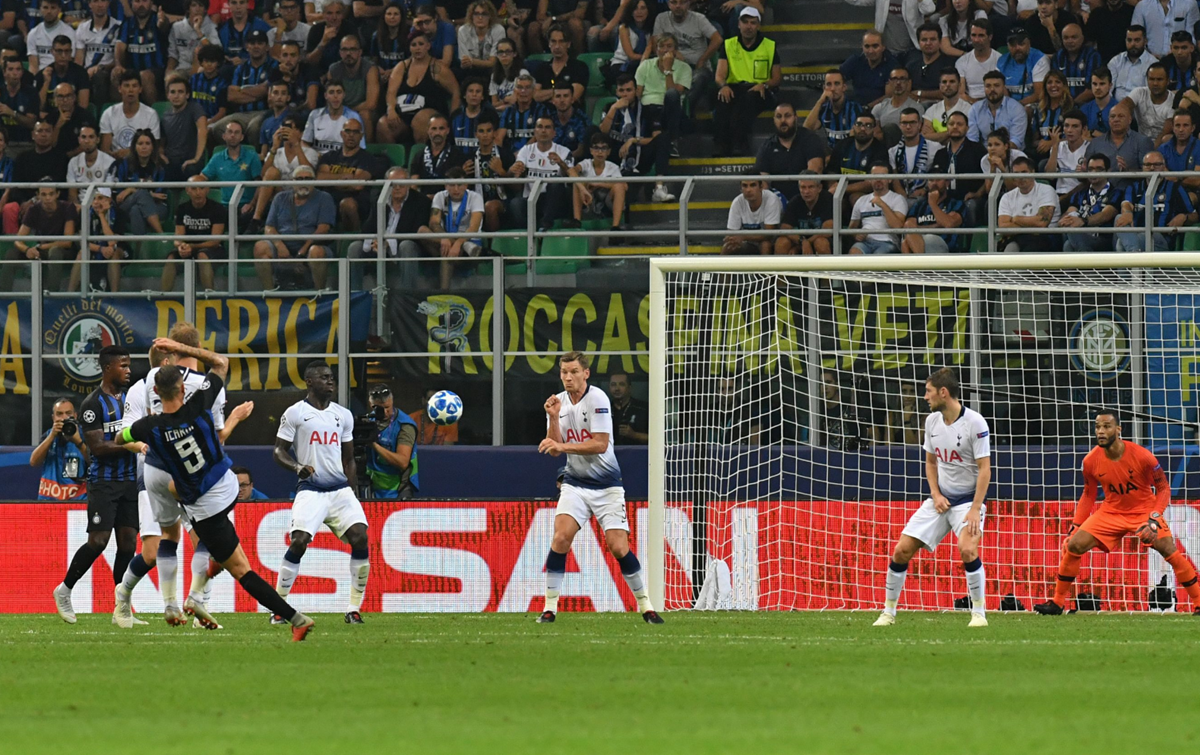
{"left": 936, "top": 447, "right": 964, "bottom": 463}
{"left": 309, "top": 430, "right": 341, "bottom": 445}
{"left": 564, "top": 429, "right": 593, "bottom": 443}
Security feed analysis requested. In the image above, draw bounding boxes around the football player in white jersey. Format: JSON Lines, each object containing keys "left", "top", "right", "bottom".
{"left": 874, "top": 368, "right": 993, "bottom": 628}
{"left": 272, "top": 361, "right": 370, "bottom": 625}
{"left": 114, "top": 322, "right": 253, "bottom": 629}
{"left": 536, "top": 351, "right": 663, "bottom": 624}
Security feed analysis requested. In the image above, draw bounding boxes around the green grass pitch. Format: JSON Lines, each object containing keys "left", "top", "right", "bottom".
{"left": 1, "top": 611, "right": 1197, "bottom": 754}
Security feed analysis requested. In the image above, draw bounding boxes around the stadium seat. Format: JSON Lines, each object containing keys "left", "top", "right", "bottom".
{"left": 365, "top": 143, "right": 406, "bottom": 167}
{"left": 489, "top": 235, "right": 529, "bottom": 275}
{"left": 578, "top": 53, "right": 614, "bottom": 95}
{"left": 590, "top": 96, "right": 616, "bottom": 126}
{"left": 537, "top": 235, "right": 589, "bottom": 275}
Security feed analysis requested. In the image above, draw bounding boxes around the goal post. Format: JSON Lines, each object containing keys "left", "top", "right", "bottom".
{"left": 647, "top": 253, "right": 1200, "bottom": 613}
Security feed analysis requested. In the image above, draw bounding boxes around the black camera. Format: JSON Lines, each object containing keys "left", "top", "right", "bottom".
{"left": 60, "top": 418, "right": 77, "bottom": 438}
{"left": 352, "top": 405, "right": 388, "bottom": 468}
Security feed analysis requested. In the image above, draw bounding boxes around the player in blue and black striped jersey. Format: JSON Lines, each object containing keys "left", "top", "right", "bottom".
{"left": 114, "top": 0, "right": 168, "bottom": 103}
{"left": 119, "top": 337, "right": 315, "bottom": 641}
{"left": 53, "top": 345, "right": 140, "bottom": 625}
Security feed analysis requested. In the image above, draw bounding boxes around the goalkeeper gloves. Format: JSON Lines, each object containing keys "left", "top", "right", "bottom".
{"left": 1135, "top": 514, "right": 1163, "bottom": 544}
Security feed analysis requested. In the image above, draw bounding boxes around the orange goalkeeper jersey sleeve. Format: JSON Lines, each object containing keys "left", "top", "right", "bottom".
{"left": 1081, "top": 442, "right": 1167, "bottom": 515}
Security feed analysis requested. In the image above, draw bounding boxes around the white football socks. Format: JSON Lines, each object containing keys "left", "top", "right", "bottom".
{"left": 276, "top": 558, "right": 301, "bottom": 597}
{"left": 884, "top": 566, "right": 907, "bottom": 617}
{"left": 159, "top": 550, "right": 178, "bottom": 607}
{"left": 188, "top": 569, "right": 210, "bottom": 604}
{"left": 544, "top": 570, "right": 564, "bottom": 614}
{"left": 622, "top": 569, "right": 654, "bottom": 613}
{"left": 190, "top": 548, "right": 209, "bottom": 602}
{"left": 348, "top": 555, "right": 369, "bottom": 612}
{"left": 966, "top": 564, "right": 986, "bottom": 616}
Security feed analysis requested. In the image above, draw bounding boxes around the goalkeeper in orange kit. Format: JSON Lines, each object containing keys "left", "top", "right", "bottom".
{"left": 1035, "top": 409, "right": 1200, "bottom": 615}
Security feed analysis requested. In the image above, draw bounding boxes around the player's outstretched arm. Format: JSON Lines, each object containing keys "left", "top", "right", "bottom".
{"left": 151, "top": 337, "right": 229, "bottom": 381}
{"left": 218, "top": 401, "right": 254, "bottom": 443}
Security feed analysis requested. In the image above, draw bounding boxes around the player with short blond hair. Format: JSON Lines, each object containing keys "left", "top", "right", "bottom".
{"left": 1035, "top": 409, "right": 1200, "bottom": 615}
{"left": 874, "top": 368, "right": 992, "bottom": 628}
{"left": 536, "top": 351, "right": 663, "bottom": 624}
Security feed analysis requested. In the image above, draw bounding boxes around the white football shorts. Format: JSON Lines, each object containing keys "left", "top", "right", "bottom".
{"left": 141, "top": 467, "right": 185, "bottom": 532}
{"left": 555, "top": 484, "right": 629, "bottom": 533}
{"left": 289, "top": 487, "right": 368, "bottom": 538}
{"left": 902, "top": 498, "right": 987, "bottom": 552}
{"left": 143, "top": 466, "right": 237, "bottom": 528}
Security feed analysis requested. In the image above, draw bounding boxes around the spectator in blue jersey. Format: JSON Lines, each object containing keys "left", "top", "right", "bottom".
{"left": 546, "top": 81, "right": 590, "bottom": 161}
{"left": 38, "top": 35, "right": 90, "bottom": 112}
{"left": 496, "top": 71, "right": 538, "bottom": 151}
{"left": 448, "top": 77, "right": 489, "bottom": 155}
{"left": 270, "top": 41, "right": 318, "bottom": 115}
{"left": 1029, "top": 69, "right": 1068, "bottom": 156}
{"left": 803, "top": 71, "right": 862, "bottom": 149}
{"left": 188, "top": 44, "right": 230, "bottom": 121}
{"left": 167, "top": 0, "right": 219, "bottom": 76}
{"left": 368, "top": 2, "right": 409, "bottom": 76}
{"left": 254, "top": 164, "right": 336, "bottom": 289}
{"left": 113, "top": 0, "right": 168, "bottom": 104}
{"left": 1172, "top": 57, "right": 1200, "bottom": 126}
{"left": 210, "top": 29, "right": 277, "bottom": 145}
{"left": 201, "top": 119, "right": 261, "bottom": 220}
{"left": 68, "top": 187, "right": 128, "bottom": 292}
{"left": 1115, "top": 151, "right": 1197, "bottom": 252}
{"left": 415, "top": 3, "right": 459, "bottom": 68}
{"left": 365, "top": 383, "right": 419, "bottom": 499}
{"left": 900, "top": 177, "right": 965, "bottom": 254}
{"left": 233, "top": 466, "right": 270, "bottom": 501}
{"left": 0, "top": 56, "right": 38, "bottom": 142}
{"left": 996, "top": 27, "right": 1047, "bottom": 108}
{"left": 1059, "top": 154, "right": 1120, "bottom": 253}
{"left": 967, "top": 70, "right": 1026, "bottom": 149}
{"left": 218, "top": 0, "right": 270, "bottom": 70}
{"left": 713, "top": 7, "right": 779, "bottom": 157}
{"left": 1081, "top": 67, "right": 1115, "bottom": 137}
{"left": 108, "top": 127, "right": 168, "bottom": 235}
{"left": 327, "top": 34, "right": 380, "bottom": 142}
{"left": 840, "top": 29, "right": 897, "bottom": 107}
{"left": 1160, "top": 31, "right": 1195, "bottom": 94}
{"left": 828, "top": 111, "right": 888, "bottom": 207}
{"left": 31, "top": 398, "right": 90, "bottom": 501}
{"left": 1052, "top": 24, "right": 1100, "bottom": 106}
{"left": 462, "top": 111, "right": 514, "bottom": 232}
{"left": 256, "top": 80, "right": 291, "bottom": 153}
{"left": 889, "top": 107, "right": 942, "bottom": 198}
{"left": 775, "top": 172, "right": 834, "bottom": 256}
{"left": 1157, "top": 110, "right": 1200, "bottom": 189}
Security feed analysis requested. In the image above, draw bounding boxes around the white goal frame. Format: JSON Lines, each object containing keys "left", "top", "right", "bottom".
{"left": 646, "top": 252, "right": 1200, "bottom": 610}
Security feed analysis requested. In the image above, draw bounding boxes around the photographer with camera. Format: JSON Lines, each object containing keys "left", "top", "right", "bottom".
{"left": 30, "top": 398, "right": 91, "bottom": 501}
{"left": 360, "top": 384, "right": 419, "bottom": 500}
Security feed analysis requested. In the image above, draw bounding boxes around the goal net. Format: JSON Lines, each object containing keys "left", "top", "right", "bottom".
{"left": 647, "top": 255, "right": 1200, "bottom": 613}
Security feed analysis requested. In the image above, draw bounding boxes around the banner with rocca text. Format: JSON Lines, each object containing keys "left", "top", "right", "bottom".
{"left": 1, "top": 500, "right": 1198, "bottom": 614}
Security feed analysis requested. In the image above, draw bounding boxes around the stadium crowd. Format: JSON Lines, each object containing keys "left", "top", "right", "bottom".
{"left": 0, "top": 0, "right": 775, "bottom": 291}
{"left": 734, "top": 0, "right": 1200, "bottom": 256}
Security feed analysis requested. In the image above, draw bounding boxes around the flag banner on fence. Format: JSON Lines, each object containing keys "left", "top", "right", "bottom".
{"left": 0, "top": 499, "right": 1196, "bottom": 614}
{"left": 0, "top": 294, "right": 373, "bottom": 394}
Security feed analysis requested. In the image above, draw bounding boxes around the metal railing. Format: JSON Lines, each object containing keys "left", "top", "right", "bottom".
{"left": 1, "top": 171, "right": 1190, "bottom": 444}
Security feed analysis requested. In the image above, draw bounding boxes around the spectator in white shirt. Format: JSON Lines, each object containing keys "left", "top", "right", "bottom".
{"left": 997, "top": 156, "right": 1061, "bottom": 251}
{"left": 419, "top": 166, "right": 486, "bottom": 289}
{"left": 99, "top": 71, "right": 161, "bottom": 158}
{"left": 26, "top": 0, "right": 76, "bottom": 76}
{"left": 723, "top": 177, "right": 781, "bottom": 256}
{"left": 508, "top": 115, "right": 574, "bottom": 231}
{"left": 1045, "top": 109, "right": 1089, "bottom": 197}
{"left": 1108, "top": 25, "right": 1156, "bottom": 102}
{"left": 848, "top": 163, "right": 908, "bottom": 254}
{"left": 168, "top": 0, "right": 220, "bottom": 75}
{"left": 570, "top": 132, "right": 628, "bottom": 237}
{"left": 1120, "top": 62, "right": 1175, "bottom": 142}
{"left": 954, "top": 18, "right": 1000, "bottom": 102}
